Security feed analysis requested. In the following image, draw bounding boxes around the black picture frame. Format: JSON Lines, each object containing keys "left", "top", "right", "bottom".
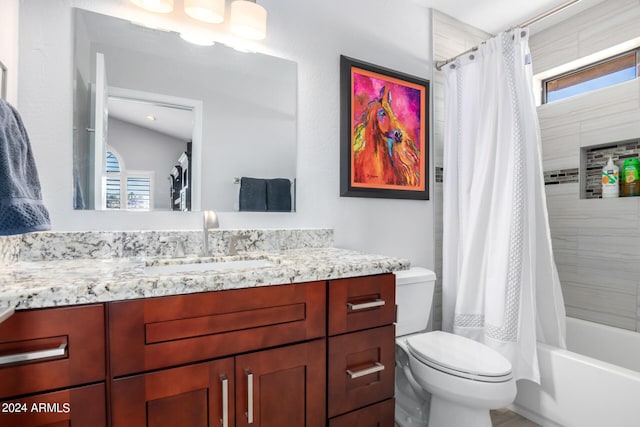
{"left": 340, "top": 55, "right": 430, "bottom": 200}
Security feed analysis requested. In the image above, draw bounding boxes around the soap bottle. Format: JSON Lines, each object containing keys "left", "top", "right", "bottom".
{"left": 601, "top": 157, "right": 619, "bottom": 198}
{"left": 621, "top": 157, "right": 640, "bottom": 197}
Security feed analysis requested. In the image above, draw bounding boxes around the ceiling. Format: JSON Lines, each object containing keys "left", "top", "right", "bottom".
{"left": 412, "top": 0, "right": 605, "bottom": 34}
{"left": 108, "top": 0, "right": 605, "bottom": 139}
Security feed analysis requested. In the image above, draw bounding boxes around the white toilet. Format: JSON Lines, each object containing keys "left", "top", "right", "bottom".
{"left": 394, "top": 268, "right": 517, "bottom": 427}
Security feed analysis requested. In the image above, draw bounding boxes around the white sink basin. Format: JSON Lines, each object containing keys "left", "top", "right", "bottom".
{"left": 145, "top": 259, "right": 274, "bottom": 275}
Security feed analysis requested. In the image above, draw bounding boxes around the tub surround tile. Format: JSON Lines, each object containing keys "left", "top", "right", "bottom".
{"left": 0, "top": 247, "right": 409, "bottom": 310}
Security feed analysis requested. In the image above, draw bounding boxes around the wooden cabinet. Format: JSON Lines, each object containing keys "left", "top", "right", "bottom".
{"left": 0, "top": 305, "right": 106, "bottom": 426}
{"left": 111, "top": 340, "right": 325, "bottom": 427}
{"left": 0, "top": 383, "right": 106, "bottom": 427}
{"left": 235, "top": 339, "right": 325, "bottom": 427}
{"left": 112, "top": 357, "right": 234, "bottom": 427}
{"left": 109, "top": 282, "right": 326, "bottom": 427}
{"left": 109, "top": 281, "right": 325, "bottom": 377}
{"left": 327, "top": 274, "right": 396, "bottom": 425}
{"left": 1, "top": 272, "right": 396, "bottom": 426}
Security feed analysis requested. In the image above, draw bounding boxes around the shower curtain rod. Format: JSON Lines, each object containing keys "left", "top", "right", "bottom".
{"left": 435, "top": 0, "right": 581, "bottom": 70}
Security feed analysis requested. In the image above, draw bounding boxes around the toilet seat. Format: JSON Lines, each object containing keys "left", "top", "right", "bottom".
{"left": 406, "top": 331, "right": 513, "bottom": 383}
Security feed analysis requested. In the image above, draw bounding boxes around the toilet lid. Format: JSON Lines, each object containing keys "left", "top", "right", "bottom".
{"left": 406, "top": 331, "right": 513, "bottom": 383}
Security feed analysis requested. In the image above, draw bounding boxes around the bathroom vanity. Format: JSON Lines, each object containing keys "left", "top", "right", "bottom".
{"left": 0, "top": 230, "right": 407, "bottom": 426}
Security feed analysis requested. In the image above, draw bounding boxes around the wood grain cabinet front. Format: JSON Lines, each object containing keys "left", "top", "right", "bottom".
{"left": 327, "top": 274, "right": 396, "bottom": 426}
{"left": 0, "top": 383, "right": 106, "bottom": 427}
{"left": 108, "top": 281, "right": 326, "bottom": 377}
{"left": 111, "top": 340, "right": 325, "bottom": 427}
{"left": 0, "top": 304, "right": 106, "bottom": 399}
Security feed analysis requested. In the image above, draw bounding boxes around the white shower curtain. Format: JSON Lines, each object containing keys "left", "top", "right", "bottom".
{"left": 442, "top": 29, "right": 566, "bottom": 383}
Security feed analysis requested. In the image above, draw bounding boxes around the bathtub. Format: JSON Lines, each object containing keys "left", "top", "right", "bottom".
{"left": 512, "top": 317, "right": 640, "bottom": 427}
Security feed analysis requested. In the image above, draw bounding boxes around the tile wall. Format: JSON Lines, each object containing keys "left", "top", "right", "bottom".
{"left": 531, "top": 0, "right": 640, "bottom": 332}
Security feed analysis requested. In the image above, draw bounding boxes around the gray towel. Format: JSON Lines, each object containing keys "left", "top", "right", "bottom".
{"left": 266, "top": 178, "right": 292, "bottom": 212}
{"left": 0, "top": 98, "right": 51, "bottom": 235}
{"left": 239, "top": 177, "right": 267, "bottom": 211}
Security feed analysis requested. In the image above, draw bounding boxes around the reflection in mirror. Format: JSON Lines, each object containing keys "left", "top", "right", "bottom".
{"left": 72, "top": 8, "right": 297, "bottom": 212}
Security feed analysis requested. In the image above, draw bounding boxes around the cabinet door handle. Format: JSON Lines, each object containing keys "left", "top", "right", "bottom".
{"left": 0, "top": 342, "right": 67, "bottom": 366}
{"left": 246, "top": 370, "right": 254, "bottom": 424}
{"left": 220, "top": 375, "right": 228, "bottom": 427}
{"left": 346, "top": 362, "right": 385, "bottom": 379}
{"left": 347, "top": 299, "right": 385, "bottom": 311}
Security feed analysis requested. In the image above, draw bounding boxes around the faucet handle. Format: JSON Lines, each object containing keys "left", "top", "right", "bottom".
{"left": 160, "top": 236, "right": 186, "bottom": 258}
{"left": 227, "top": 235, "right": 250, "bottom": 256}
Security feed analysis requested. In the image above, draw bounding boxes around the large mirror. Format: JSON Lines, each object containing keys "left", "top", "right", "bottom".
{"left": 73, "top": 9, "right": 297, "bottom": 212}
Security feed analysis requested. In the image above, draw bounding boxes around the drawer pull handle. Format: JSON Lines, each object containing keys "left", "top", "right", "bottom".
{"left": 220, "top": 375, "right": 229, "bottom": 427}
{"left": 347, "top": 299, "right": 385, "bottom": 311}
{"left": 246, "top": 370, "right": 254, "bottom": 424}
{"left": 0, "top": 342, "right": 67, "bottom": 366}
{"left": 346, "top": 362, "right": 385, "bottom": 379}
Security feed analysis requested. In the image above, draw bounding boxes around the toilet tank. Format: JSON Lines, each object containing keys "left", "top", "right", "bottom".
{"left": 394, "top": 267, "right": 437, "bottom": 337}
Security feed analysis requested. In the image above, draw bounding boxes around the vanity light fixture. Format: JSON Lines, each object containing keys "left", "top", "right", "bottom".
{"left": 184, "top": 0, "right": 225, "bottom": 24}
{"left": 230, "top": 0, "right": 267, "bottom": 40}
{"left": 130, "top": 0, "right": 174, "bottom": 13}
{"left": 179, "top": 31, "right": 216, "bottom": 46}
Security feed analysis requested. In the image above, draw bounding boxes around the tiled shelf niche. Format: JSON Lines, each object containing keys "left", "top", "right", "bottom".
{"left": 581, "top": 139, "right": 640, "bottom": 199}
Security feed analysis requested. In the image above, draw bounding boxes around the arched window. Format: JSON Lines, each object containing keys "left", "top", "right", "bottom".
{"left": 104, "top": 148, "right": 154, "bottom": 210}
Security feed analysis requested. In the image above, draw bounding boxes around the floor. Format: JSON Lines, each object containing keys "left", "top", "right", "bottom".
{"left": 394, "top": 408, "right": 540, "bottom": 426}
{"left": 490, "top": 408, "right": 541, "bottom": 427}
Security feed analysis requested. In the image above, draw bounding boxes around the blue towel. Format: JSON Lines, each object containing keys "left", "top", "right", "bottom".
{"left": 239, "top": 177, "right": 267, "bottom": 211}
{"left": 266, "top": 178, "right": 292, "bottom": 212}
{"left": 0, "top": 98, "right": 51, "bottom": 235}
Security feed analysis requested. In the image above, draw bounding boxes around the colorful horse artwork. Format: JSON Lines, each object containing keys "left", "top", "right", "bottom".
{"left": 352, "top": 84, "right": 422, "bottom": 188}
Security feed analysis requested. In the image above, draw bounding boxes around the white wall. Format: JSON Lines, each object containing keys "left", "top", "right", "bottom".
{"left": 0, "top": 0, "right": 19, "bottom": 104}
{"left": 17, "top": 0, "right": 435, "bottom": 268}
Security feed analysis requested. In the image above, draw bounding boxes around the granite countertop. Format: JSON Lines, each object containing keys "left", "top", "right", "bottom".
{"left": 0, "top": 248, "right": 410, "bottom": 310}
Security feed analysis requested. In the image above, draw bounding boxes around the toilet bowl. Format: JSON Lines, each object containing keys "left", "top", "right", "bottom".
{"left": 394, "top": 268, "right": 517, "bottom": 427}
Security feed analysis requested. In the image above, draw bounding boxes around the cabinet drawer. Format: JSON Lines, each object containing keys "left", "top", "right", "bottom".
{"left": 0, "top": 305, "right": 106, "bottom": 398}
{"left": 328, "top": 274, "right": 395, "bottom": 336}
{"left": 329, "top": 399, "right": 395, "bottom": 427}
{"left": 109, "top": 281, "right": 326, "bottom": 377}
{"left": 328, "top": 325, "right": 395, "bottom": 418}
{"left": 0, "top": 382, "right": 106, "bottom": 427}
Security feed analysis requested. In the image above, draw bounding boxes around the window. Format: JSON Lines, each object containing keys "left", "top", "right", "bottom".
{"left": 104, "top": 149, "right": 154, "bottom": 211}
{"left": 543, "top": 49, "right": 639, "bottom": 103}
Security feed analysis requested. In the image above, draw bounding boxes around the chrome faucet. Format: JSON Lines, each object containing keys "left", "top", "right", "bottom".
{"left": 202, "top": 210, "right": 219, "bottom": 256}
{"left": 227, "top": 234, "right": 250, "bottom": 256}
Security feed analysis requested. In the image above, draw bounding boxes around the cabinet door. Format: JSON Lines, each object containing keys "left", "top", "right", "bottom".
{"left": 0, "top": 383, "right": 106, "bottom": 427}
{"left": 235, "top": 339, "right": 325, "bottom": 427}
{"left": 111, "top": 357, "right": 234, "bottom": 427}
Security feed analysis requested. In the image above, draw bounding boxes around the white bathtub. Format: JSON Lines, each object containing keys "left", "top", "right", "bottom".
{"left": 513, "top": 317, "right": 640, "bottom": 427}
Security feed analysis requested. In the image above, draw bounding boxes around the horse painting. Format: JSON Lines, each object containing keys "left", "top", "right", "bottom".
{"left": 352, "top": 86, "right": 421, "bottom": 187}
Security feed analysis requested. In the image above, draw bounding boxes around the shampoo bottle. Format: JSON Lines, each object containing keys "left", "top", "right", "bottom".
{"left": 602, "top": 156, "right": 619, "bottom": 198}
{"left": 621, "top": 157, "right": 640, "bottom": 197}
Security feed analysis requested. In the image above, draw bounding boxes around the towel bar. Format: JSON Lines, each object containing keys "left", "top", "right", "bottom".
{"left": 233, "top": 177, "right": 293, "bottom": 185}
